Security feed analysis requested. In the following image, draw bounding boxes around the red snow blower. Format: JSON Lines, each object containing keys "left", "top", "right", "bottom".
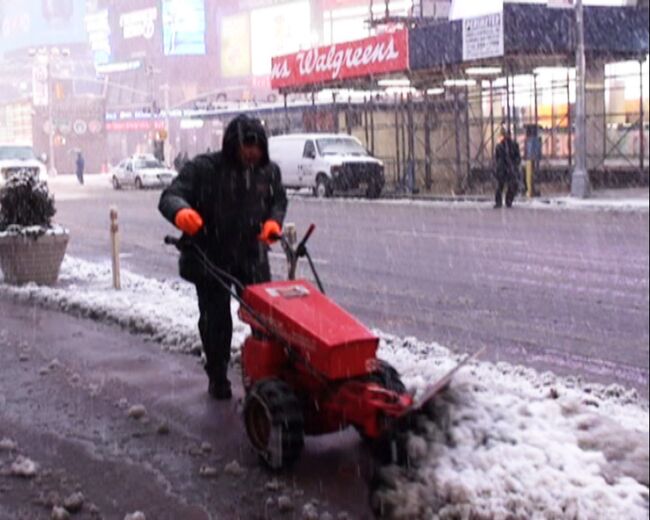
{"left": 165, "top": 225, "right": 480, "bottom": 470}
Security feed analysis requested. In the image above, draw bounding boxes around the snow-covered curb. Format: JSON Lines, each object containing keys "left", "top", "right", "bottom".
{"left": 0, "top": 256, "right": 248, "bottom": 357}
{"left": 1, "top": 256, "right": 648, "bottom": 518}
{"left": 288, "top": 191, "right": 649, "bottom": 213}
{"left": 531, "top": 196, "right": 649, "bottom": 212}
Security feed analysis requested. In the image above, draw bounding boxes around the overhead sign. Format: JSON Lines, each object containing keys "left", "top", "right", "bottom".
{"left": 120, "top": 7, "right": 157, "bottom": 40}
{"left": 95, "top": 60, "right": 141, "bottom": 74}
{"left": 251, "top": 1, "right": 311, "bottom": 76}
{"left": 85, "top": 9, "right": 112, "bottom": 66}
{"left": 271, "top": 29, "right": 409, "bottom": 90}
{"left": 32, "top": 59, "right": 49, "bottom": 107}
{"left": 0, "top": 2, "right": 87, "bottom": 56}
{"left": 162, "top": 0, "right": 206, "bottom": 55}
{"left": 221, "top": 13, "right": 251, "bottom": 77}
{"left": 462, "top": 12, "right": 504, "bottom": 62}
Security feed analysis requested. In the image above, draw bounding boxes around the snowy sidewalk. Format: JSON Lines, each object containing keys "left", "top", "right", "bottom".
{"left": 293, "top": 187, "right": 650, "bottom": 212}
{"left": 1, "top": 256, "right": 648, "bottom": 518}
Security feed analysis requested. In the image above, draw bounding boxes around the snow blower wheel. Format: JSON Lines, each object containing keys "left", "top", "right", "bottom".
{"left": 243, "top": 379, "right": 304, "bottom": 470}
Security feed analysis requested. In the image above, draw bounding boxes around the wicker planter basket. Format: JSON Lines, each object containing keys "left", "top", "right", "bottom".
{"left": 0, "top": 230, "right": 69, "bottom": 286}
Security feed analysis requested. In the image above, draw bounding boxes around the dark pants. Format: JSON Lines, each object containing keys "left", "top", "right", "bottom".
{"left": 195, "top": 255, "right": 271, "bottom": 383}
{"left": 76, "top": 170, "right": 84, "bottom": 185}
{"left": 495, "top": 173, "right": 517, "bottom": 208}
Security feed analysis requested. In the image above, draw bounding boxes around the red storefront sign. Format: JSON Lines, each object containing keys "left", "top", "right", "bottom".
{"left": 271, "top": 29, "right": 409, "bottom": 90}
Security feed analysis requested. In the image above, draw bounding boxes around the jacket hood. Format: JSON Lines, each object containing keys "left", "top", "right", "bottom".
{"left": 222, "top": 114, "right": 270, "bottom": 169}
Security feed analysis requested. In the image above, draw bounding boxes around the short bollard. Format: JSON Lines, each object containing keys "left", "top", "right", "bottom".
{"left": 110, "top": 206, "right": 121, "bottom": 290}
{"left": 526, "top": 160, "right": 534, "bottom": 199}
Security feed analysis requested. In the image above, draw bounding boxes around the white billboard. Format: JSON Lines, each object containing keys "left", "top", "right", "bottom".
{"left": 250, "top": 1, "right": 311, "bottom": 76}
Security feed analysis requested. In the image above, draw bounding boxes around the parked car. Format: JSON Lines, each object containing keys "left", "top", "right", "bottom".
{"left": 111, "top": 154, "right": 176, "bottom": 190}
{"left": 0, "top": 144, "right": 48, "bottom": 188}
{"left": 269, "top": 134, "right": 385, "bottom": 198}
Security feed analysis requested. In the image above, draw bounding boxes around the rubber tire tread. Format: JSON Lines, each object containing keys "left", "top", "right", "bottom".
{"left": 246, "top": 378, "right": 304, "bottom": 470}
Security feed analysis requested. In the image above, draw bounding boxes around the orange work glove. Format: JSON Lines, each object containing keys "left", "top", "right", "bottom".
{"left": 174, "top": 208, "right": 204, "bottom": 236}
{"left": 259, "top": 220, "right": 281, "bottom": 245}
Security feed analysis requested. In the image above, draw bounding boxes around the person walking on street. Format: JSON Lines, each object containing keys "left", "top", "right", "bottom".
{"left": 75, "top": 151, "right": 85, "bottom": 185}
{"left": 494, "top": 127, "right": 521, "bottom": 208}
{"left": 158, "top": 115, "right": 287, "bottom": 400}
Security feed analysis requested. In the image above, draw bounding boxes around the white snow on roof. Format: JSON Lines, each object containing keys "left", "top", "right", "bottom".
{"left": 1, "top": 255, "right": 648, "bottom": 518}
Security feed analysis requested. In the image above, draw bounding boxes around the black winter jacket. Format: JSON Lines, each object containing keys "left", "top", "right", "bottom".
{"left": 495, "top": 137, "right": 521, "bottom": 180}
{"left": 159, "top": 115, "right": 287, "bottom": 283}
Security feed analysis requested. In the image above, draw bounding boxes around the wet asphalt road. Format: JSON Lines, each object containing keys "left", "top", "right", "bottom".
{"left": 48, "top": 176, "right": 650, "bottom": 397}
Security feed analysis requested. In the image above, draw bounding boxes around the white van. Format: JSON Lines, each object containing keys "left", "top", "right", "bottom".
{"left": 268, "top": 134, "right": 385, "bottom": 198}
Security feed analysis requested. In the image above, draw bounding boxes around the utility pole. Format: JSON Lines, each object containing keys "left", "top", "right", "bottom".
{"left": 46, "top": 56, "right": 57, "bottom": 176}
{"left": 161, "top": 83, "right": 171, "bottom": 165}
{"left": 571, "top": 0, "right": 591, "bottom": 198}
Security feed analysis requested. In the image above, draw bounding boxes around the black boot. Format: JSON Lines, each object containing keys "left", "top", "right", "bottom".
{"left": 208, "top": 377, "right": 232, "bottom": 400}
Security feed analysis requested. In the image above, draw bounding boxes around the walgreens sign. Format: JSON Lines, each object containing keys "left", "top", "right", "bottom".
{"left": 271, "top": 30, "right": 409, "bottom": 90}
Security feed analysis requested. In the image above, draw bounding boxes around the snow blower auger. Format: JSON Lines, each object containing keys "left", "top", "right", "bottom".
{"left": 165, "top": 225, "right": 482, "bottom": 471}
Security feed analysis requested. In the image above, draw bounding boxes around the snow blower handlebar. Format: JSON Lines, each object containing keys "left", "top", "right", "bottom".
{"left": 273, "top": 224, "right": 325, "bottom": 294}
{"left": 163, "top": 229, "right": 331, "bottom": 385}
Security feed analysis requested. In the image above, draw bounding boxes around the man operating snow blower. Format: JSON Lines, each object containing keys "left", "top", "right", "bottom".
{"left": 159, "top": 114, "right": 287, "bottom": 400}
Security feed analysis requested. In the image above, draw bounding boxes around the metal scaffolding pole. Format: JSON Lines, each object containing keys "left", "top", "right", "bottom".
{"left": 363, "top": 96, "right": 369, "bottom": 146}
{"left": 332, "top": 92, "right": 339, "bottom": 134}
{"left": 567, "top": 70, "right": 573, "bottom": 169}
{"left": 394, "top": 94, "right": 401, "bottom": 185}
{"left": 454, "top": 89, "right": 463, "bottom": 193}
{"left": 346, "top": 96, "right": 352, "bottom": 135}
{"left": 478, "top": 81, "right": 485, "bottom": 168}
{"left": 283, "top": 93, "right": 289, "bottom": 134}
{"left": 464, "top": 85, "right": 472, "bottom": 190}
{"left": 400, "top": 93, "right": 407, "bottom": 188}
{"left": 407, "top": 93, "right": 415, "bottom": 193}
{"left": 534, "top": 73, "right": 539, "bottom": 129}
{"left": 424, "top": 91, "right": 432, "bottom": 190}
{"left": 506, "top": 74, "right": 512, "bottom": 133}
{"left": 489, "top": 80, "right": 495, "bottom": 161}
{"left": 370, "top": 95, "right": 375, "bottom": 155}
{"left": 571, "top": 0, "right": 591, "bottom": 197}
{"left": 641, "top": 59, "right": 646, "bottom": 176}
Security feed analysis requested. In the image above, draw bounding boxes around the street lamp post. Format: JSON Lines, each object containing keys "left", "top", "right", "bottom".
{"left": 571, "top": 0, "right": 591, "bottom": 198}
{"left": 46, "top": 57, "right": 57, "bottom": 176}
{"left": 29, "top": 47, "right": 69, "bottom": 176}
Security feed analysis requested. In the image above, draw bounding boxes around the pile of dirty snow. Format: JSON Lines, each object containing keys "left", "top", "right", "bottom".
{"left": 373, "top": 336, "right": 649, "bottom": 519}
{"left": 1, "top": 255, "right": 648, "bottom": 519}
{"left": 0, "top": 256, "right": 249, "bottom": 358}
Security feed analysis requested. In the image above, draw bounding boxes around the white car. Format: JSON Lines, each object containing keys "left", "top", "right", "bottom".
{"left": 111, "top": 154, "right": 176, "bottom": 190}
{"left": 0, "top": 144, "right": 48, "bottom": 188}
{"left": 268, "top": 134, "right": 385, "bottom": 198}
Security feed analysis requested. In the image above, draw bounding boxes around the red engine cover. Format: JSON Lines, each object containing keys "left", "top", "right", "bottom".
{"left": 241, "top": 336, "right": 287, "bottom": 390}
{"left": 240, "top": 280, "right": 378, "bottom": 380}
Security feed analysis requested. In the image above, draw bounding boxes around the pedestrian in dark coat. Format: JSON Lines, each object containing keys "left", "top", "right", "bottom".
{"left": 494, "top": 128, "right": 521, "bottom": 208}
{"left": 75, "top": 151, "right": 85, "bottom": 185}
{"left": 158, "top": 114, "right": 287, "bottom": 400}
